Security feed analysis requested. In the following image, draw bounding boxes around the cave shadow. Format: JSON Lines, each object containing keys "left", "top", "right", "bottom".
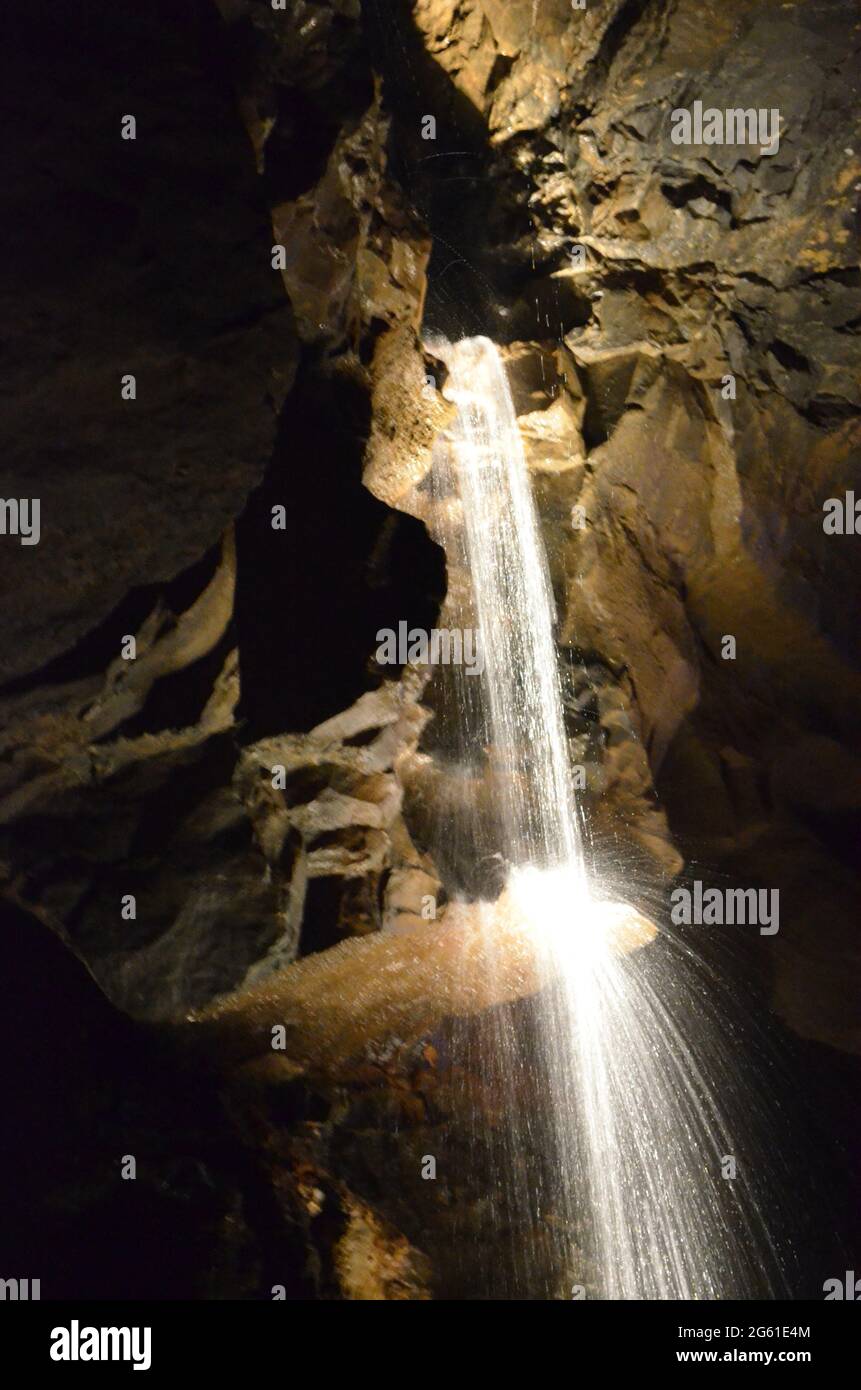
{"left": 235, "top": 361, "right": 446, "bottom": 737}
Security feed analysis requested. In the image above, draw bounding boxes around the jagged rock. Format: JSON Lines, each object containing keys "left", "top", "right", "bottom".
{"left": 333, "top": 1194, "right": 432, "bottom": 1300}
{"left": 235, "top": 669, "right": 430, "bottom": 884}
{"left": 363, "top": 327, "right": 454, "bottom": 508}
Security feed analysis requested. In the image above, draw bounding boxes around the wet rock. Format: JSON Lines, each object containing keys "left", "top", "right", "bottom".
{"left": 185, "top": 880, "right": 656, "bottom": 1078}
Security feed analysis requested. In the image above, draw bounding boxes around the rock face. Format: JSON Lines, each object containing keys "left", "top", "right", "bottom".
{"left": 0, "top": 1, "right": 295, "bottom": 685}
{"left": 0, "top": 0, "right": 859, "bottom": 1300}
{"left": 373, "top": 0, "right": 861, "bottom": 1057}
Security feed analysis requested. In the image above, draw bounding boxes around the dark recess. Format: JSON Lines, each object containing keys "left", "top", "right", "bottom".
{"left": 235, "top": 362, "right": 446, "bottom": 737}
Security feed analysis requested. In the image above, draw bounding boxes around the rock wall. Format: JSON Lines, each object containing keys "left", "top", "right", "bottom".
{"left": 367, "top": 0, "right": 861, "bottom": 1054}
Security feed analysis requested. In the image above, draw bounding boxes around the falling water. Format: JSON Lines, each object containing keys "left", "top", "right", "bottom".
{"left": 437, "top": 336, "right": 585, "bottom": 874}
{"left": 426, "top": 335, "right": 783, "bottom": 1299}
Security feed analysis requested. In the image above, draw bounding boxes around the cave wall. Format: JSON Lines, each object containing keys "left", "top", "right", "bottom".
{"left": 364, "top": 0, "right": 861, "bottom": 1054}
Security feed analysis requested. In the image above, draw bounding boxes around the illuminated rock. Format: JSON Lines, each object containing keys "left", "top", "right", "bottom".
{"left": 186, "top": 884, "right": 656, "bottom": 1078}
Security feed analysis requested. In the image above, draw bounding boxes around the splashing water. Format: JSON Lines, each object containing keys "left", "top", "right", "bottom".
{"left": 426, "top": 335, "right": 782, "bottom": 1298}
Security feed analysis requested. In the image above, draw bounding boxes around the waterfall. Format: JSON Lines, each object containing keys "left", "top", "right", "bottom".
{"left": 424, "top": 335, "right": 782, "bottom": 1299}
{"left": 439, "top": 335, "right": 585, "bottom": 874}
